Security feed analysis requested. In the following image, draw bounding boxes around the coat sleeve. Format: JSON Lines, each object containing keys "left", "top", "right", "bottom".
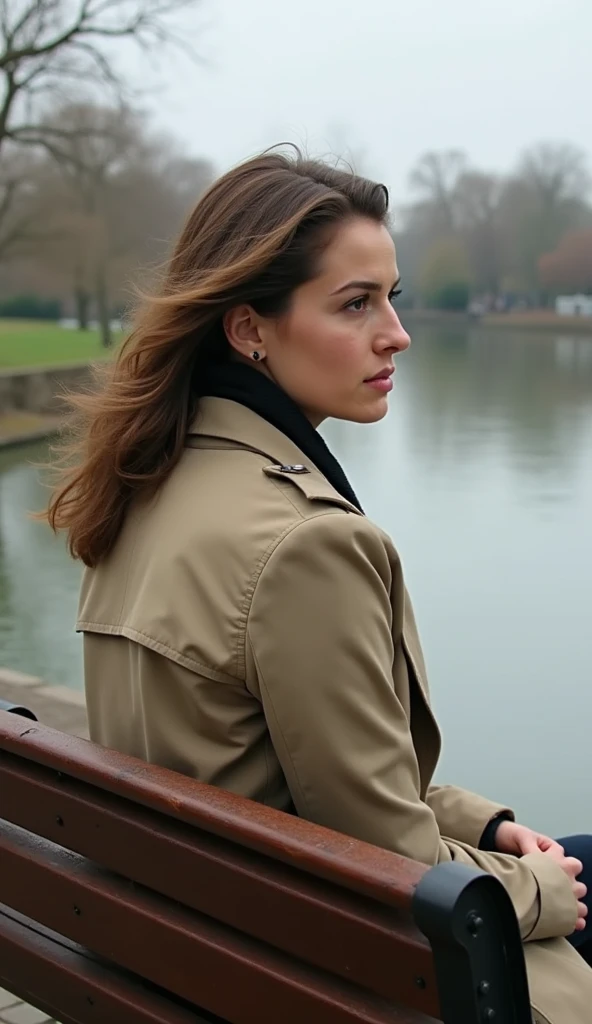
{"left": 426, "top": 784, "right": 514, "bottom": 848}
{"left": 246, "top": 511, "right": 577, "bottom": 943}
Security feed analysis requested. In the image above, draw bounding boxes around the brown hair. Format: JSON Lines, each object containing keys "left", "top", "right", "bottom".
{"left": 45, "top": 148, "right": 389, "bottom": 566}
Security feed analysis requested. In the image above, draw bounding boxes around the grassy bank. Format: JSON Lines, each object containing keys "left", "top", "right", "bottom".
{"left": 0, "top": 319, "right": 119, "bottom": 369}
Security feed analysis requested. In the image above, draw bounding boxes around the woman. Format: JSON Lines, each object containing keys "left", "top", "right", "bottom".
{"left": 47, "top": 150, "right": 591, "bottom": 1023}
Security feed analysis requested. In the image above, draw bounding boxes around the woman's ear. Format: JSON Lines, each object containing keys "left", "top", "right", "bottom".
{"left": 223, "top": 305, "right": 266, "bottom": 361}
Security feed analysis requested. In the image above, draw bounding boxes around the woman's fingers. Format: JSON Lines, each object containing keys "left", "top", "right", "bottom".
{"left": 564, "top": 856, "right": 584, "bottom": 878}
{"left": 575, "top": 902, "right": 588, "bottom": 930}
{"left": 574, "top": 881, "right": 588, "bottom": 901}
{"left": 538, "top": 836, "right": 565, "bottom": 857}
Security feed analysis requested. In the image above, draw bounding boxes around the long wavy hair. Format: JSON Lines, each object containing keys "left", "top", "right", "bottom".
{"left": 45, "top": 148, "right": 389, "bottom": 567}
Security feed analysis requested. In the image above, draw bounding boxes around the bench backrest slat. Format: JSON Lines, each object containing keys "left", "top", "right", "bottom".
{"left": 0, "top": 820, "right": 434, "bottom": 1024}
{"left": 0, "top": 747, "right": 437, "bottom": 1014}
{"left": 0, "top": 711, "right": 533, "bottom": 1024}
{"left": 0, "top": 904, "right": 214, "bottom": 1024}
{"left": 0, "top": 716, "right": 425, "bottom": 908}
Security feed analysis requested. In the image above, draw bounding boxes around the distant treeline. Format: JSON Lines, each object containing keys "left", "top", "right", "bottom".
{"left": 395, "top": 145, "right": 592, "bottom": 310}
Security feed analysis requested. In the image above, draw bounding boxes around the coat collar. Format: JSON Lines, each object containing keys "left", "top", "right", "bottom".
{"left": 188, "top": 398, "right": 363, "bottom": 516}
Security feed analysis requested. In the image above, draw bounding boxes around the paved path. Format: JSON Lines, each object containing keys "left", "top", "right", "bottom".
{"left": 0, "top": 667, "right": 88, "bottom": 1022}
{"left": 0, "top": 668, "right": 87, "bottom": 736}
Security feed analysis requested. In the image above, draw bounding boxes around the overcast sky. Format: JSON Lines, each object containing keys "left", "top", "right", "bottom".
{"left": 136, "top": 0, "right": 591, "bottom": 204}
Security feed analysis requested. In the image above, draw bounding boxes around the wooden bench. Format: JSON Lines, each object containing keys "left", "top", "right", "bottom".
{"left": 0, "top": 707, "right": 532, "bottom": 1024}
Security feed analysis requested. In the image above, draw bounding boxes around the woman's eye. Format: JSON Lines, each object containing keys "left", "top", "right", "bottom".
{"left": 345, "top": 289, "right": 402, "bottom": 313}
{"left": 346, "top": 295, "right": 369, "bottom": 312}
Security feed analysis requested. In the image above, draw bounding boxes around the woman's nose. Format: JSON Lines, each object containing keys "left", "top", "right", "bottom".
{"left": 378, "top": 309, "right": 411, "bottom": 353}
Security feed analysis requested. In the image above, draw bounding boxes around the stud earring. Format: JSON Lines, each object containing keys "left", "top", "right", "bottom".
{"left": 251, "top": 351, "right": 261, "bottom": 361}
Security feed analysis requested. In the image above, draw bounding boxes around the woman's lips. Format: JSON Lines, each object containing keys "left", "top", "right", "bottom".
{"left": 364, "top": 368, "right": 394, "bottom": 392}
{"left": 364, "top": 377, "right": 393, "bottom": 392}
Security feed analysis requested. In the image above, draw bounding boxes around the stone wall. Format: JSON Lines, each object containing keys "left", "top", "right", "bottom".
{"left": 0, "top": 363, "right": 94, "bottom": 416}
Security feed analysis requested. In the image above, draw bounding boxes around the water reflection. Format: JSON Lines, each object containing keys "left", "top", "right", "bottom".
{"left": 0, "top": 443, "right": 83, "bottom": 689}
{"left": 398, "top": 327, "right": 592, "bottom": 481}
{"left": 325, "top": 327, "right": 592, "bottom": 836}
{"left": 1, "top": 326, "right": 591, "bottom": 833}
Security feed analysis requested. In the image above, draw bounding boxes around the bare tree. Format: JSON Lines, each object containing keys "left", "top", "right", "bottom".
{"left": 455, "top": 171, "right": 503, "bottom": 295}
{"left": 0, "top": 0, "right": 203, "bottom": 244}
{"left": 39, "top": 100, "right": 148, "bottom": 345}
{"left": 402, "top": 143, "right": 592, "bottom": 305}
{"left": 0, "top": 147, "right": 41, "bottom": 257}
{"left": 397, "top": 150, "right": 469, "bottom": 303}
{"left": 518, "top": 142, "right": 591, "bottom": 209}
{"left": 28, "top": 100, "right": 213, "bottom": 343}
{"left": 498, "top": 142, "right": 591, "bottom": 298}
{"left": 408, "top": 150, "right": 468, "bottom": 234}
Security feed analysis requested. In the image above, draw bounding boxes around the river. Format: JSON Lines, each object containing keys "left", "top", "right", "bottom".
{"left": 1, "top": 322, "right": 591, "bottom": 835}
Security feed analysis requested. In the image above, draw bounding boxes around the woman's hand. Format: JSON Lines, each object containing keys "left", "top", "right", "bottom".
{"left": 495, "top": 822, "right": 587, "bottom": 931}
{"left": 494, "top": 821, "right": 564, "bottom": 858}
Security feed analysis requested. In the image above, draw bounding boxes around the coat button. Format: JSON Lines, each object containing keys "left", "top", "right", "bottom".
{"left": 279, "top": 464, "right": 309, "bottom": 474}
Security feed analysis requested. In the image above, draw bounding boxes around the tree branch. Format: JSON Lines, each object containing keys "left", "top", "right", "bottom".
{"left": 1, "top": 9, "right": 85, "bottom": 69}
{"left": 7, "top": 1, "right": 52, "bottom": 45}
{"left": 4, "top": 129, "right": 94, "bottom": 173}
{"left": 0, "top": 217, "right": 66, "bottom": 262}
{"left": 0, "top": 0, "right": 204, "bottom": 253}
{"left": 0, "top": 177, "right": 18, "bottom": 225}
{"left": 0, "top": 66, "right": 19, "bottom": 141}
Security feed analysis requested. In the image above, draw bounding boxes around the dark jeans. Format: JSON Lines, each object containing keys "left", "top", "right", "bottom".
{"left": 557, "top": 834, "right": 592, "bottom": 965}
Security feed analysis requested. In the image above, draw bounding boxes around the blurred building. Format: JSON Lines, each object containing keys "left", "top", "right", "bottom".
{"left": 555, "top": 295, "right": 592, "bottom": 317}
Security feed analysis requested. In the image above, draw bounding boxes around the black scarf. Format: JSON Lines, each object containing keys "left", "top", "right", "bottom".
{"left": 198, "top": 362, "right": 363, "bottom": 513}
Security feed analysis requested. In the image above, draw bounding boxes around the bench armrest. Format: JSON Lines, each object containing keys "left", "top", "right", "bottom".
{"left": 0, "top": 701, "right": 37, "bottom": 721}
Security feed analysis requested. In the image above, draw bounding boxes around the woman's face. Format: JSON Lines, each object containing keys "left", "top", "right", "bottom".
{"left": 257, "top": 216, "right": 410, "bottom": 426}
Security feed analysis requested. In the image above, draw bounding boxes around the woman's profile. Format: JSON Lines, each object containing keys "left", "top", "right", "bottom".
{"left": 46, "top": 148, "right": 592, "bottom": 1023}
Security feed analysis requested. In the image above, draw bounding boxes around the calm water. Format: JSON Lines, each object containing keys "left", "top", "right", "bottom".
{"left": 1, "top": 324, "right": 591, "bottom": 834}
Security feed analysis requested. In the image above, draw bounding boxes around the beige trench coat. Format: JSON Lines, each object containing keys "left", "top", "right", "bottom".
{"left": 79, "top": 397, "right": 592, "bottom": 1023}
